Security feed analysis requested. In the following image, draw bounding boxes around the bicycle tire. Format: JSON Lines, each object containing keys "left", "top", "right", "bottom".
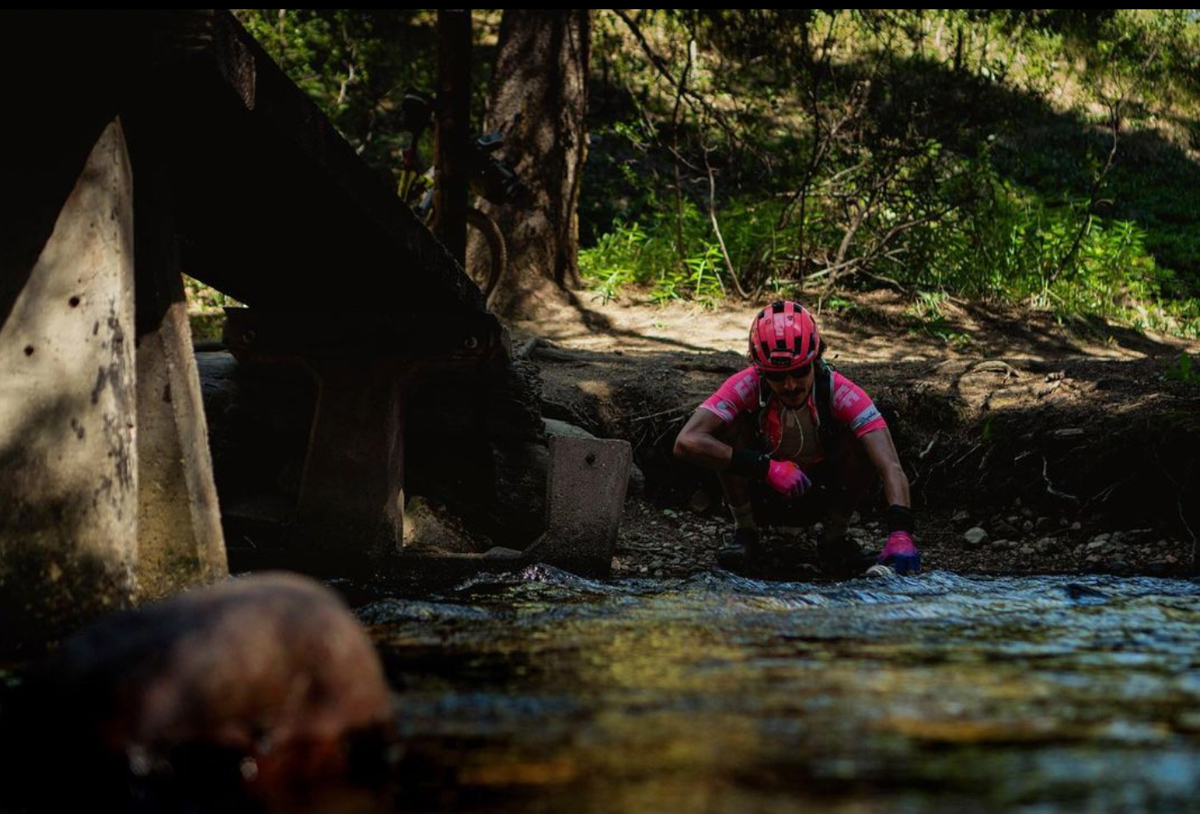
{"left": 465, "top": 207, "right": 507, "bottom": 305}
{"left": 425, "top": 207, "right": 507, "bottom": 306}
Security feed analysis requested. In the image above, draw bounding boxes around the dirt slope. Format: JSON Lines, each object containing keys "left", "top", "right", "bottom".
{"left": 510, "top": 290, "right": 1200, "bottom": 578}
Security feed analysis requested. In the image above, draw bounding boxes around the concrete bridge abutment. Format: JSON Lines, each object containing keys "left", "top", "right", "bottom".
{"left": 0, "top": 119, "right": 227, "bottom": 650}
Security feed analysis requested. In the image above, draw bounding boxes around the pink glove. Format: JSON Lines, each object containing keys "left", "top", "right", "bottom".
{"left": 765, "top": 460, "right": 811, "bottom": 498}
{"left": 878, "top": 531, "right": 921, "bottom": 575}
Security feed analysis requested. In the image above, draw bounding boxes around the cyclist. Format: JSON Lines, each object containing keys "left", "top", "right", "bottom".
{"left": 673, "top": 300, "right": 920, "bottom": 578}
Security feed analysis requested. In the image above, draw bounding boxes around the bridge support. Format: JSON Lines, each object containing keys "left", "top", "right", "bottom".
{"left": 298, "top": 361, "right": 407, "bottom": 558}
{"left": 131, "top": 123, "right": 228, "bottom": 599}
{"left": 222, "top": 310, "right": 432, "bottom": 564}
{"left": 0, "top": 119, "right": 227, "bottom": 649}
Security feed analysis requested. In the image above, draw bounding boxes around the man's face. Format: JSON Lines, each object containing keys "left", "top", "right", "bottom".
{"left": 761, "top": 365, "right": 815, "bottom": 409}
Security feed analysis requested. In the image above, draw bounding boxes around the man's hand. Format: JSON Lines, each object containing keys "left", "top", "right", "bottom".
{"left": 877, "top": 530, "right": 921, "bottom": 575}
{"left": 765, "top": 460, "right": 811, "bottom": 498}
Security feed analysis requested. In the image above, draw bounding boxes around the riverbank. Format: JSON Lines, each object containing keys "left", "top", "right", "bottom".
{"left": 510, "top": 289, "right": 1200, "bottom": 579}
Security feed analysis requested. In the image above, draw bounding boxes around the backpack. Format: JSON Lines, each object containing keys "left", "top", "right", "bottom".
{"left": 814, "top": 358, "right": 838, "bottom": 453}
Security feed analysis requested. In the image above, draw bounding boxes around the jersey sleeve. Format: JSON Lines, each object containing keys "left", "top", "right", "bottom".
{"left": 698, "top": 367, "right": 760, "bottom": 424}
{"left": 830, "top": 371, "right": 887, "bottom": 437}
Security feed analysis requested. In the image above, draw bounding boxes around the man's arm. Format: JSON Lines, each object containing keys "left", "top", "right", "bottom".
{"left": 859, "top": 427, "right": 920, "bottom": 574}
{"left": 673, "top": 408, "right": 734, "bottom": 470}
{"left": 859, "top": 427, "right": 910, "bottom": 507}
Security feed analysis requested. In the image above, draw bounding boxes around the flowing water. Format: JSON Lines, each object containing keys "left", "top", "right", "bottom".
{"left": 361, "top": 568, "right": 1200, "bottom": 814}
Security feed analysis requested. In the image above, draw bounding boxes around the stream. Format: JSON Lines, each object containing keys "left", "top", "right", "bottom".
{"left": 360, "top": 567, "right": 1200, "bottom": 814}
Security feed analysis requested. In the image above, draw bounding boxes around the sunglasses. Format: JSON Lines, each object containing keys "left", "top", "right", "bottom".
{"left": 760, "top": 363, "right": 812, "bottom": 382}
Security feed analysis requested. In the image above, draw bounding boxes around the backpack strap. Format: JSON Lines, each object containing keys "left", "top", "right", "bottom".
{"left": 756, "top": 360, "right": 838, "bottom": 453}
{"left": 814, "top": 358, "right": 837, "bottom": 450}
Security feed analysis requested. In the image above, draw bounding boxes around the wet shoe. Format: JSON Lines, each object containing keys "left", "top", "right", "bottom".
{"left": 717, "top": 530, "right": 816, "bottom": 580}
{"left": 716, "top": 528, "right": 760, "bottom": 572}
{"left": 817, "top": 536, "right": 876, "bottom": 580}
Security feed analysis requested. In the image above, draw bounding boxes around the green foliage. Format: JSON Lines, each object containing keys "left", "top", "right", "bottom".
{"left": 580, "top": 8, "right": 1200, "bottom": 339}
{"left": 1165, "top": 353, "right": 1200, "bottom": 386}
{"left": 184, "top": 276, "right": 242, "bottom": 342}
{"left": 232, "top": 9, "right": 1200, "bottom": 338}
{"left": 234, "top": 10, "right": 498, "bottom": 183}
{"left": 906, "top": 291, "right": 972, "bottom": 346}
{"left": 580, "top": 196, "right": 790, "bottom": 306}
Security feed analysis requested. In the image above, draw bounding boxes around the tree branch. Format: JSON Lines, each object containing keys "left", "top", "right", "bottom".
{"left": 703, "top": 146, "right": 749, "bottom": 299}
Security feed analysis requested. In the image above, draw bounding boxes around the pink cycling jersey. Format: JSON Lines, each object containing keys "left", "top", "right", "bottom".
{"left": 699, "top": 366, "right": 886, "bottom": 456}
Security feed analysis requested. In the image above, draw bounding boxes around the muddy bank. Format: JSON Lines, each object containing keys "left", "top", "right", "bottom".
{"left": 515, "top": 294, "right": 1200, "bottom": 579}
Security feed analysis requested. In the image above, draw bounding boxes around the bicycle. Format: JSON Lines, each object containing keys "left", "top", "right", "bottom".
{"left": 395, "top": 89, "right": 524, "bottom": 305}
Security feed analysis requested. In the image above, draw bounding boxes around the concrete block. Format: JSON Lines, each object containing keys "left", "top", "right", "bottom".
{"left": 524, "top": 435, "right": 632, "bottom": 576}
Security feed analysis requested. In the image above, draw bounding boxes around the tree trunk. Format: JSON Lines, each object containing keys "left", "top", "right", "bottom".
{"left": 476, "top": 9, "right": 589, "bottom": 321}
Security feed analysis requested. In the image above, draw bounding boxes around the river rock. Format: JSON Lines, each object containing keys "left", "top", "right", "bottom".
{"left": 6, "top": 573, "right": 394, "bottom": 807}
{"left": 994, "top": 519, "right": 1019, "bottom": 538}
{"left": 404, "top": 495, "right": 485, "bottom": 554}
{"left": 963, "top": 527, "right": 989, "bottom": 546}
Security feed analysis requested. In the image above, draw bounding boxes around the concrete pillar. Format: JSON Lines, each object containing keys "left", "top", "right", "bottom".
{"left": 134, "top": 302, "right": 228, "bottom": 597}
{"left": 130, "top": 127, "right": 228, "bottom": 599}
{"left": 297, "top": 362, "right": 406, "bottom": 560}
{"left": 0, "top": 120, "right": 138, "bottom": 646}
{"left": 220, "top": 310, "right": 416, "bottom": 569}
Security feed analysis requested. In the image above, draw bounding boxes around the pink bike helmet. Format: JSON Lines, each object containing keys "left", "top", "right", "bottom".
{"left": 749, "top": 300, "right": 821, "bottom": 373}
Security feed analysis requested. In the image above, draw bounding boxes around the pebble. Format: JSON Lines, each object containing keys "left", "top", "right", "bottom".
{"left": 994, "top": 521, "right": 1019, "bottom": 538}
{"left": 963, "top": 527, "right": 988, "bottom": 545}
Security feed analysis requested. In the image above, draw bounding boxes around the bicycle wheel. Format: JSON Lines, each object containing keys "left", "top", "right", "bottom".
{"left": 425, "top": 206, "right": 507, "bottom": 306}
{"left": 465, "top": 207, "right": 506, "bottom": 305}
